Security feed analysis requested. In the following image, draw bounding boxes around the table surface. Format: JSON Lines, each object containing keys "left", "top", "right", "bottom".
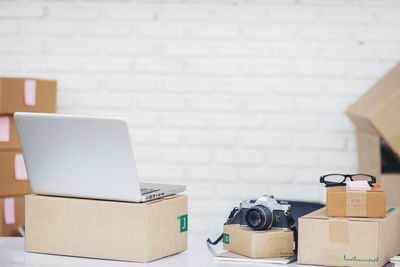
{"left": 0, "top": 236, "right": 310, "bottom": 267}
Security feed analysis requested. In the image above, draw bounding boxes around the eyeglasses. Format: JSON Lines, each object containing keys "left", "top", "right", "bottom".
{"left": 319, "top": 173, "right": 376, "bottom": 187}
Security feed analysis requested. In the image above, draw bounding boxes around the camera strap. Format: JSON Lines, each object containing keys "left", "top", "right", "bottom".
{"left": 206, "top": 207, "right": 238, "bottom": 246}
{"left": 285, "top": 212, "right": 298, "bottom": 254}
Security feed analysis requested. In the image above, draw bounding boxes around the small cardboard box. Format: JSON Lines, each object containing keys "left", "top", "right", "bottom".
{"left": 0, "top": 116, "right": 20, "bottom": 150}
{"left": 0, "top": 78, "right": 57, "bottom": 114}
{"left": 326, "top": 184, "right": 386, "bottom": 218}
{"left": 298, "top": 207, "right": 400, "bottom": 267}
{"left": 223, "top": 224, "right": 294, "bottom": 258}
{"left": 25, "top": 194, "right": 188, "bottom": 262}
{"left": 0, "top": 151, "right": 31, "bottom": 197}
{"left": 0, "top": 196, "right": 25, "bottom": 236}
{"left": 346, "top": 63, "right": 400, "bottom": 207}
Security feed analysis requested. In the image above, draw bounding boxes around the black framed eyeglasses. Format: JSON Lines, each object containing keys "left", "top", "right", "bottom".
{"left": 319, "top": 173, "right": 376, "bottom": 187}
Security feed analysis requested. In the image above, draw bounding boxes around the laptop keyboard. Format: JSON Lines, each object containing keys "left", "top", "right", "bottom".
{"left": 141, "top": 188, "right": 160, "bottom": 195}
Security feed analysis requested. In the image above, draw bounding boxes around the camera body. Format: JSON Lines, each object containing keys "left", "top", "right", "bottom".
{"left": 229, "top": 195, "right": 291, "bottom": 230}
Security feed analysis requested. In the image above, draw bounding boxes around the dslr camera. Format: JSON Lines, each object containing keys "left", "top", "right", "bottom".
{"left": 228, "top": 195, "right": 293, "bottom": 230}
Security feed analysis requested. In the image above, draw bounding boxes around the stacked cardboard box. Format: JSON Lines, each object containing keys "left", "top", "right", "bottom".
{"left": 346, "top": 63, "right": 400, "bottom": 207}
{"left": 298, "top": 206, "right": 400, "bottom": 267}
{"left": 0, "top": 78, "right": 57, "bottom": 236}
{"left": 299, "top": 183, "right": 400, "bottom": 266}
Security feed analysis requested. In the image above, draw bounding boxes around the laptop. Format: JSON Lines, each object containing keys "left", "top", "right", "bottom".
{"left": 14, "top": 112, "right": 186, "bottom": 202}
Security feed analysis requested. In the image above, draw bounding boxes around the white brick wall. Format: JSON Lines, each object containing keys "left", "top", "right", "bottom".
{"left": 1, "top": 0, "right": 400, "bottom": 236}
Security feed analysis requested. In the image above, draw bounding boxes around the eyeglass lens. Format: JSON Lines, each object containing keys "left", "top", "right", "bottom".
{"left": 323, "top": 174, "right": 346, "bottom": 184}
{"left": 350, "top": 174, "right": 373, "bottom": 182}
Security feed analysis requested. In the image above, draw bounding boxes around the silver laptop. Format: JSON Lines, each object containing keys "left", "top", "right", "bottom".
{"left": 14, "top": 112, "right": 186, "bottom": 202}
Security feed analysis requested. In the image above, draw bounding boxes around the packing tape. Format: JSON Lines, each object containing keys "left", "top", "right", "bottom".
{"left": 14, "top": 153, "right": 28, "bottom": 180}
{"left": 329, "top": 220, "right": 349, "bottom": 244}
{"left": 346, "top": 191, "right": 367, "bottom": 217}
{"left": 0, "top": 116, "right": 10, "bottom": 142}
{"left": 24, "top": 79, "right": 36, "bottom": 106}
{"left": 3, "top": 198, "right": 15, "bottom": 225}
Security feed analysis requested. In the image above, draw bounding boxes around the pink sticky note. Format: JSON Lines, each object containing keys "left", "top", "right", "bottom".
{"left": 346, "top": 180, "right": 371, "bottom": 191}
{"left": 14, "top": 153, "right": 28, "bottom": 180}
{"left": 0, "top": 116, "right": 10, "bottom": 142}
{"left": 3, "top": 198, "right": 15, "bottom": 225}
{"left": 24, "top": 79, "right": 36, "bottom": 106}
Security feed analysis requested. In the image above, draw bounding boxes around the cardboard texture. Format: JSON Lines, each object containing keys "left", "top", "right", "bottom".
{"left": 347, "top": 64, "right": 400, "bottom": 208}
{"left": 0, "top": 78, "right": 57, "bottom": 114}
{"left": 378, "top": 174, "right": 400, "bottom": 208}
{"left": 0, "top": 116, "right": 20, "bottom": 150}
{"left": 0, "top": 151, "right": 31, "bottom": 197}
{"left": 25, "top": 194, "right": 188, "bottom": 262}
{"left": 0, "top": 196, "right": 24, "bottom": 236}
{"left": 222, "top": 224, "right": 294, "bottom": 258}
{"left": 298, "top": 207, "right": 400, "bottom": 267}
{"left": 346, "top": 63, "right": 400, "bottom": 159}
{"left": 326, "top": 184, "right": 386, "bottom": 218}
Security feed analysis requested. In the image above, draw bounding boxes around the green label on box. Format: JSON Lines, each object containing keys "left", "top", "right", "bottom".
{"left": 386, "top": 208, "right": 395, "bottom": 214}
{"left": 177, "top": 214, "right": 188, "bottom": 232}
{"left": 223, "top": 233, "right": 229, "bottom": 244}
{"left": 344, "top": 255, "right": 378, "bottom": 262}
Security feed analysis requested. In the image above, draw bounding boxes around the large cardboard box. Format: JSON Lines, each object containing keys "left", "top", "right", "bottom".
{"left": 0, "top": 78, "right": 57, "bottom": 114}
{"left": 222, "top": 224, "right": 294, "bottom": 258}
{"left": 0, "top": 116, "right": 20, "bottom": 150}
{"left": 25, "top": 194, "right": 188, "bottom": 262}
{"left": 298, "top": 207, "right": 400, "bottom": 267}
{"left": 0, "top": 196, "right": 24, "bottom": 236}
{"left": 346, "top": 63, "right": 400, "bottom": 207}
{"left": 0, "top": 151, "right": 31, "bottom": 197}
{"left": 326, "top": 184, "right": 386, "bottom": 218}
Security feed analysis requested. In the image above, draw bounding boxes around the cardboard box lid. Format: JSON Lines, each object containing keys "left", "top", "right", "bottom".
{"left": 346, "top": 63, "right": 400, "bottom": 157}
{"left": 301, "top": 207, "right": 398, "bottom": 222}
{"left": 326, "top": 184, "right": 385, "bottom": 193}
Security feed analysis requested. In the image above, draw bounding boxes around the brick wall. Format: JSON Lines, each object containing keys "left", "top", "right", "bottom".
{"left": 1, "top": 0, "right": 399, "bottom": 236}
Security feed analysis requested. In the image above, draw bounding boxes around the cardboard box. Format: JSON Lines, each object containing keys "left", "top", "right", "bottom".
{"left": 326, "top": 184, "right": 386, "bottom": 218}
{"left": 0, "top": 78, "right": 57, "bottom": 114}
{"left": 0, "top": 116, "right": 20, "bottom": 150}
{"left": 222, "top": 224, "right": 294, "bottom": 258}
{"left": 0, "top": 196, "right": 24, "bottom": 236}
{"left": 378, "top": 174, "right": 400, "bottom": 208}
{"left": 298, "top": 207, "right": 400, "bottom": 267}
{"left": 25, "top": 194, "right": 188, "bottom": 262}
{"left": 0, "top": 151, "right": 31, "bottom": 197}
{"left": 346, "top": 63, "right": 400, "bottom": 207}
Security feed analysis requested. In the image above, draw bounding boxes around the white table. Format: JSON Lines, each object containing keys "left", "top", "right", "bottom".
{"left": 0, "top": 236, "right": 302, "bottom": 267}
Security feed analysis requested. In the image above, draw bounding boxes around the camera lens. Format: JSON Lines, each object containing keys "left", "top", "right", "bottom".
{"left": 247, "top": 210, "right": 262, "bottom": 227}
{"left": 245, "top": 205, "right": 273, "bottom": 230}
